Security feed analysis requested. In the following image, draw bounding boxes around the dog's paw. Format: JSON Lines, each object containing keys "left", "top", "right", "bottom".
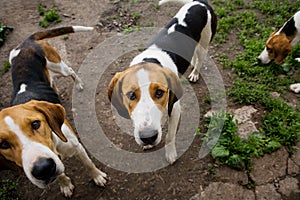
{"left": 165, "top": 144, "right": 177, "bottom": 164}
{"left": 93, "top": 169, "right": 108, "bottom": 187}
{"left": 188, "top": 71, "right": 200, "bottom": 82}
{"left": 60, "top": 181, "right": 75, "bottom": 198}
{"left": 75, "top": 79, "right": 84, "bottom": 91}
{"left": 290, "top": 83, "right": 300, "bottom": 93}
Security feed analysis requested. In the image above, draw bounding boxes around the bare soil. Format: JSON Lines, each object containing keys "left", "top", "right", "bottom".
{"left": 0, "top": 0, "right": 299, "bottom": 200}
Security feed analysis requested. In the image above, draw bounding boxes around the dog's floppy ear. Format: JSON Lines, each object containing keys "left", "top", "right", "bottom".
{"left": 163, "top": 68, "right": 183, "bottom": 116}
{"left": 30, "top": 100, "right": 68, "bottom": 142}
{"left": 108, "top": 72, "right": 130, "bottom": 119}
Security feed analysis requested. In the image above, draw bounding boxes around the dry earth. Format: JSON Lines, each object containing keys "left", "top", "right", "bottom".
{"left": 0, "top": 0, "right": 299, "bottom": 199}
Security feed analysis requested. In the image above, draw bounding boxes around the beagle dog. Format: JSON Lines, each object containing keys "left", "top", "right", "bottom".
{"left": 0, "top": 26, "right": 107, "bottom": 197}
{"left": 258, "top": 11, "right": 300, "bottom": 93}
{"left": 108, "top": 0, "right": 217, "bottom": 164}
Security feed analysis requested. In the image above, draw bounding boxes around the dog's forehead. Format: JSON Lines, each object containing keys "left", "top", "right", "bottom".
{"left": 122, "top": 64, "right": 168, "bottom": 91}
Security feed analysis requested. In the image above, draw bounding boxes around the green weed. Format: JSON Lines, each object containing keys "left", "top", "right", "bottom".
{"left": 3, "top": 61, "right": 10, "bottom": 73}
{"left": 39, "top": 8, "right": 62, "bottom": 28}
{"left": 0, "top": 23, "right": 13, "bottom": 47}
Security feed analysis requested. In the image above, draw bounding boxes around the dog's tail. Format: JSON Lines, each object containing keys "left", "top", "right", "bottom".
{"left": 29, "top": 26, "right": 94, "bottom": 41}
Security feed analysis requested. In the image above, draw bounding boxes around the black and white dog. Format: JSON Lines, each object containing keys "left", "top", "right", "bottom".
{"left": 108, "top": 0, "right": 217, "bottom": 164}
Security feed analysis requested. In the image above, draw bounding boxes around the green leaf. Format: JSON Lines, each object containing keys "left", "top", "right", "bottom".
{"left": 211, "top": 145, "right": 230, "bottom": 158}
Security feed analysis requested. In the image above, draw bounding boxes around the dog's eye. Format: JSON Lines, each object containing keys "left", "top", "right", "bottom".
{"left": 0, "top": 141, "right": 11, "bottom": 149}
{"left": 155, "top": 89, "right": 165, "bottom": 99}
{"left": 31, "top": 120, "right": 41, "bottom": 130}
{"left": 126, "top": 91, "right": 137, "bottom": 100}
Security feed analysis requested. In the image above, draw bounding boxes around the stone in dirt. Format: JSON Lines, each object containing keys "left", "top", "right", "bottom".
{"left": 250, "top": 148, "right": 288, "bottom": 185}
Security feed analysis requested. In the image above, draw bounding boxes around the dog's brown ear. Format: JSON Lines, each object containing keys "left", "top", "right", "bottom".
{"left": 30, "top": 100, "right": 68, "bottom": 142}
{"left": 108, "top": 72, "right": 130, "bottom": 119}
{"left": 163, "top": 68, "right": 183, "bottom": 116}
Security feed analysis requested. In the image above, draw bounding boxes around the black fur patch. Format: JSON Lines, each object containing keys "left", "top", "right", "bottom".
{"left": 281, "top": 16, "right": 297, "bottom": 37}
{"left": 10, "top": 41, "right": 60, "bottom": 106}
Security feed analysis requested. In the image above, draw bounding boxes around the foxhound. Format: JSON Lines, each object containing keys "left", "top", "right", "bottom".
{"left": 108, "top": 0, "right": 217, "bottom": 164}
{"left": 258, "top": 11, "right": 300, "bottom": 93}
{"left": 0, "top": 26, "right": 107, "bottom": 197}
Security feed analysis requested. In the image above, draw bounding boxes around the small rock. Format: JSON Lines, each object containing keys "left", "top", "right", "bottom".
{"left": 250, "top": 148, "right": 288, "bottom": 185}
{"left": 199, "top": 182, "right": 255, "bottom": 200}
{"left": 237, "top": 121, "right": 258, "bottom": 139}
{"left": 255, "top": 183, "right": 281, "bottom": 200}
{"left": 278, "top": 177, "right": 300, "bottom": 197}
{"left": 215, "top": 166, "right": 249, "bottom": 185}
{"left": 233, "top": 106, "right": 257, "bottom": 124}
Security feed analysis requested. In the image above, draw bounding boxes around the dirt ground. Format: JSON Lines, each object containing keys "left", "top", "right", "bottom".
{"left": 0, "top": 0, "right": 299, "bottom": 200}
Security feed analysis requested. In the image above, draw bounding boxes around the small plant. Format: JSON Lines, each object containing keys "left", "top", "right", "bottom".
{"left": 202, "top": 112, "right": 283, "bottom": 171}
{"left": 0, "top": 179, "right": 19, "bottom": 199}
{"left": 38, "top": 3, "right": 46, "bottom": 15}
{"left": 3, "top": 61, "right": 10, "bottom": 73}
{"left": 131, "top": 12, "right": 141, "bottom": 20}
{"left": 62, "top": 35, "right": 69, "bottom": 40}
{"left": 38, "top": 7, "right": 62, "bottom": 28}
{"left": 123, "top": 25, "right": 141, "bottom": 34}
{"left": 0, "top": 23, "right": 13, "bottom": 47}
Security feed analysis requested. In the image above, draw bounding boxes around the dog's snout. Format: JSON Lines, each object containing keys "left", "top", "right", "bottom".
{"left": 140, "top": 128, "right": 158, "bottom": 145}
{"left": 32, "top": 158, "right": 57, "bottom": 182}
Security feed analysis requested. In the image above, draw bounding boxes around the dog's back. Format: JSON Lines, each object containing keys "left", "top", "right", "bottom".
{"left": 9, "top": 26, "right": 93, "bottom": 106}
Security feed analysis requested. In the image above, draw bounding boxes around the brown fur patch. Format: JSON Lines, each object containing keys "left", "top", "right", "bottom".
{"left": 37, "top": 40, "right": 61, "bottom": 63}
{"left": 266, "top": 32, "right": 293, "bottom": 64}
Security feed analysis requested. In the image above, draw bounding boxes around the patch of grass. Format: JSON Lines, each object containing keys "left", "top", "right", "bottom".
{"left": 203, "top": 112, "right": 282, "bottom": 171}
{"left": 38, "top": 3, "right": 46, "bottom": 16}
{"left": 0, "top": 179, "right": 19, "bottom": 200}
{"left": 3, "top": 61, "right": 10, "bottom": 73}
{"left": 39, "top": 7, "right": 62, "bottom": 28}
{"left": 0, "top": 23, "right": 13, "bottom": 47}
{"left": 131, "top": 12, "right": 141, "bottom": 20}
{"left": 204, "top": 0, "right": 300, "bottom": 172}
{"left": 123, "top": 25, "right": 141, "bottom": 34}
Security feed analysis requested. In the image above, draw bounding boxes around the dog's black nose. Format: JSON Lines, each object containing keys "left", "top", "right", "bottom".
{"left": 32, "top": 158, "right": 56, "bottom": 182}
{"left": 140, "top": 129, "right": 158, "bottom": 145}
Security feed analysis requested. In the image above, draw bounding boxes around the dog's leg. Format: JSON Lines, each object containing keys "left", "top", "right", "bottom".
{"left": 189, "top": 21, "right": 212, "bottom": 82}
{"left": 75, "top": 143, "right": 107, "bottom": 186}
{"left": 57, "top": 173, "right": 75, "bottom": 198}
{"left": 165, "top": 101, "right": 181, "bottom": 164}
{"left": 188, "top": 44, "right": 207, "bottom": 82}
{"left": 47, "top": 60, "right": 84, "bottom": 91}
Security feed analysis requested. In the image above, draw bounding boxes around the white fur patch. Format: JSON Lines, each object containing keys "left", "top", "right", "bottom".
{"left": 130, "top": 44, "right": 178, "bottom": 75}
{"left": 72, "top": 26, "right": 94, "bottom": 32}
{"left": 258, "top": 47, "right": 271, "bottom": 64}
{"left": 9, "top": 49, "right": 20, "bottom": 64}
{"left": 131, "top": 69, "right": 162, "bottom": 146}
{"left": 17, "top": 83, "right": 27, "bottom": 94}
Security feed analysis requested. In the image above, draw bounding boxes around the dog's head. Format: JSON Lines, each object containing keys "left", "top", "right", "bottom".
{"left": 108, "top": 63, "right": 183, "bottom": 149}
{"left": 0, "top": 100, "right": 67, "bottom": 188}
{"left": 258, "top": 31, "right": 292, "bottom": 64}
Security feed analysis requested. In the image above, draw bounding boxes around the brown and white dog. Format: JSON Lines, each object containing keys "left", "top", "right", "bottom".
{"left": 108, "top": 0, "right": 217, "bottom": 164}
{"left": 258, "top": 11, "right": 300, "bottom": 93}
{"left": 0, "top": 26, "right": 107, "bottom": 197}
